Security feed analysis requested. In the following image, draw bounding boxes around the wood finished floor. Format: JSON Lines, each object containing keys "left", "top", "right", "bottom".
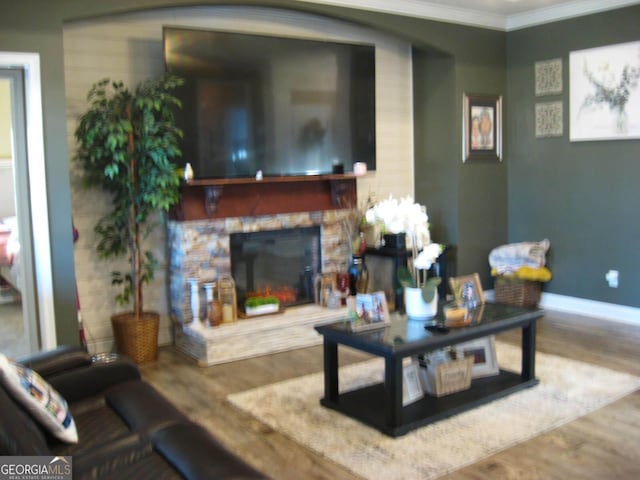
{"left": 140, "top": 310, "right": 640, "bottom": 480}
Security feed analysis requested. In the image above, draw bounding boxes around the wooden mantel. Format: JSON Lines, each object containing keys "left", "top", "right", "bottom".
{"left": 170, "top": 174, "right": 358, "bottom": 221}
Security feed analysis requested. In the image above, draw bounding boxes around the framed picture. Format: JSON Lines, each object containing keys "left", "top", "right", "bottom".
{"left": 345, "top": 291, "right": 391, "bottom": 332}
{"left": 449, "top": 273, "right": 485, "bottom": 308}
{"left": 463, "top": 93, "right": 502, "bottom": 162}
{"left": 535, "top": 101, "right": 563, "bottom": 138}
{"left": 570, "top": 41, "right": 640, "bottom": 141}
{"left": 402, "top": 360, "right": 424, "bottom": 406}
{"left": 535, "top": 58, "right": 563, "bottom": 96}
{"left": 454, "top": 335, "right": 499, "bottom": 378}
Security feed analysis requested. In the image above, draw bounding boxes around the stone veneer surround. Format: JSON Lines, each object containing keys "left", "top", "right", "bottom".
{"left": 167, "top": 208, "right": 354, "bottom": 324}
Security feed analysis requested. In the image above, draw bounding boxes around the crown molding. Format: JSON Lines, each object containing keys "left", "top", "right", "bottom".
{"left": 506, "top": 0, "right": 640, "bottom": 30}
{"left": 295, "top": 0, "right": 505, "bottom": 29}
{"left": 295, "top": 0, "right": 640, "bottom": 31}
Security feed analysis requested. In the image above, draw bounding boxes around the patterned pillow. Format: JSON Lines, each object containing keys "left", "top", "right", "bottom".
{"left": 0, "top": 353, "right": 78, "bottom": 443}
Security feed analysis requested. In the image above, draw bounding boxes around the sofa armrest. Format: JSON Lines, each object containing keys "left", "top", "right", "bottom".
{"left": 16, "top": 345, "right": 92, "bottom": 378}
{"left": 47, "top": 358, "right": 141, "bottom": 403}
{"left": 152, "top": 423, "right": 266, "bottom": 479}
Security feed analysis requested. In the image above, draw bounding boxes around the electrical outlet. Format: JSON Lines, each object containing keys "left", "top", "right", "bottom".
{"left": 605, "top": 270, "right": 619, "bottom": 288}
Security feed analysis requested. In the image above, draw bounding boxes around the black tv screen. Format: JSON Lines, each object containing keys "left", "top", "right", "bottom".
{"left": 163, "top": 26, "right": 376, "bottom": 179}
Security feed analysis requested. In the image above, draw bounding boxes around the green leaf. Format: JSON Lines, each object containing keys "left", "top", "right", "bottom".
{"left": 421, "top": 277, "right": 442, "bottom": 303}
{"left": 397, "top": 267, "right": 416, "bottom": 288}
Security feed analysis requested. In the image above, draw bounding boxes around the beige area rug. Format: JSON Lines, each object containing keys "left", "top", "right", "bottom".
{"left": 228, "top": 342, "right": 640, "bottom": 480}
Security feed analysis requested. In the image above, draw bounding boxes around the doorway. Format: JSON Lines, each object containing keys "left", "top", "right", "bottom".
{"left": 0, "top": 69, "right": 38, "bottom": 357}
{"left": 0, "top": 53, "right": 55, "bottom": 356}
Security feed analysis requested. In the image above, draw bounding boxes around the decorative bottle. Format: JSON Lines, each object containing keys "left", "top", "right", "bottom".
{"left": 348, "top": 255, "right": 369, "bottom": 295}
{"left": 204, "top": 282, "right": 222, "bottom": 327}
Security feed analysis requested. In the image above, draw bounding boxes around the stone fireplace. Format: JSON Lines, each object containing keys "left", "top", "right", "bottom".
{"left": 166, "top": 175, "right": 357, "bottom": 365}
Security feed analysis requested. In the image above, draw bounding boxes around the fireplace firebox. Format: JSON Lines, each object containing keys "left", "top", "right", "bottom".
{"left": 230, "top": 226, "right": 321, "bottom": 308}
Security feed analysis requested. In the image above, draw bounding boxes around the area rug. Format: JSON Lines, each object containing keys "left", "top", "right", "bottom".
{"left": 228, "top": 342, "right": 640, "bottom": 480}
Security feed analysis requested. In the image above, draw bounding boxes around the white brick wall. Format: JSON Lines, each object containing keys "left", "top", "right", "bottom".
{"left": 64, "top": 6, "right": 414, "bottom": 354}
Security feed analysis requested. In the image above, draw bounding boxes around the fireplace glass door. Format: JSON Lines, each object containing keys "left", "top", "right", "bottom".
{"left": 230, "top": 226, "right": 321, "bottom": 308}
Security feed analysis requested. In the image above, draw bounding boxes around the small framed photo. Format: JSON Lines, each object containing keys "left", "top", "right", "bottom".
{"left": 463, "top": 93, "right": 502, "bottom": 162}
{"left": 402, "top": 360, "right": 424, "bottom": 406}
{"left": 454, "top": 335, "right": 499, "bottom": 378}
{"left": 449, "top": 273, "right": 485, "bottom": 308}
{"left": 345, "top": 291, "right": 391, "bottom": 332}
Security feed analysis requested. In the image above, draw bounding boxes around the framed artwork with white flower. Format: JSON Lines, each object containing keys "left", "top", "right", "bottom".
{"left": 570, "top": 41, "right": 640, "bottom": 141}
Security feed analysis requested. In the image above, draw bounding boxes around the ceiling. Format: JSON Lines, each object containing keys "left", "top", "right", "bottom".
{"left": 300, "top": 0, "right": 640, "bottom": 30}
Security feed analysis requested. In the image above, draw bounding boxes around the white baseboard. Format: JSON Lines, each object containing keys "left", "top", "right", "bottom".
{"left": 484, "top": 289, "right": 640, "bottom": 326}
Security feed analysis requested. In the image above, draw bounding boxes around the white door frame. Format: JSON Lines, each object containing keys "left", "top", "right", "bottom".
{"left": 0, "top": 52, "right": 56, "bottom": 349}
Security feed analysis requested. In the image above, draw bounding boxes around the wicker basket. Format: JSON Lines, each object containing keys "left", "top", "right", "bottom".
{"left": 494, "top": 276, "right": 541, "bottom": 307}
{"left": 111, "top": 311, "right": 159, "bottom": 364}
{"left": 421, "top": 356, "right": 473, "bottom": 397}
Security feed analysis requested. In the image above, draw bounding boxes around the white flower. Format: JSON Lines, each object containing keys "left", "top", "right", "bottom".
{"left": 413, "top": 243, "right": 444, "bottom": 270}
{"left": 364, "top": 195, "right": 431, "bottom": 250}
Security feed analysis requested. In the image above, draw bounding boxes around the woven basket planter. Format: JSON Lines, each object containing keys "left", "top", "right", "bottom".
{"left": 111, "top": 311, "right": 159, "bottom": 364}
{"left": 494, "top": 276, "right": 541, "bottom": 308}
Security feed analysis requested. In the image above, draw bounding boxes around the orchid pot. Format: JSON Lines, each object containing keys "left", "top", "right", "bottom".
{"left": 404, "top": 286, "right": 438, "bottom": 321}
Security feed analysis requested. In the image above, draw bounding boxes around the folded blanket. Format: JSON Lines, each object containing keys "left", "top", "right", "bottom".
{"left": 489, "top": 239, "right": 550, "bottom": 275}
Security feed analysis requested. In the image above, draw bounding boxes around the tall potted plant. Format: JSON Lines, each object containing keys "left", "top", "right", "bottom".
{"left": 74, "top": 75, "right": 184, "bottom": 363}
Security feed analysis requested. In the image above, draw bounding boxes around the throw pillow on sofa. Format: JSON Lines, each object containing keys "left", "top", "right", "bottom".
{"left": 0, "top": 353, "right": 78, "bottom": 443}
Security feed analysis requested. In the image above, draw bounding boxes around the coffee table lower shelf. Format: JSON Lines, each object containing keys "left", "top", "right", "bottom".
{"left": 320, "top": 369, "right": 538, "bottom": 437}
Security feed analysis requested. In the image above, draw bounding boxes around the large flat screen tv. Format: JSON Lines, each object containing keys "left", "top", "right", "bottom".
{"left": 163, "top": 26, "right": 376, "bottom": 179}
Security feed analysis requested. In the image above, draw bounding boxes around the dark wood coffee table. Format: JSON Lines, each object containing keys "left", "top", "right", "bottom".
{"left": 314, "top": 302, "right": 543, "bottom": 437}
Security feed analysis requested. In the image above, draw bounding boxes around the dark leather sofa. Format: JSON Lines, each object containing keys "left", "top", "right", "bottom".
{"left": 0, "top": 345, "right": 265, "bottom": 479}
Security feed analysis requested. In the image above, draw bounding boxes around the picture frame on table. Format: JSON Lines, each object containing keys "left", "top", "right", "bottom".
{"left": 454, "top": 335, "right": 499, "bottom": 378}
{"left": 463, "top": 93, "right": 502, "bottom": 162}
{"left": 345, "top": 291, "right": 391, "bottom": 332}
{"left": 449, "top": 273, "right": 485, "bottom": 308}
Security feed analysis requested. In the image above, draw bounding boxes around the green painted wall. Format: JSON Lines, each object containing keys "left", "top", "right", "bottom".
{"left": 413, "top": 36, "right": 507, "bottom": 289}
{"left": 506, "top": 5, "right": 640, "bottom": 307}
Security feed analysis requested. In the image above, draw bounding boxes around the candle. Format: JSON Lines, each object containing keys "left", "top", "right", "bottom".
{"left": 353, "top": 162, "right": 367, "bottom": 176}
{"left": 222, "top": 304, "right": 234, "bottom": 323}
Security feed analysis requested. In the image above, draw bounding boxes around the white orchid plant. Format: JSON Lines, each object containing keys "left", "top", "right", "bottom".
{"left": 365, "top": 195, "right": 431, "bottom": 250}
{"left": 364, "top": 196, "right": 444, "bottom": 302}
